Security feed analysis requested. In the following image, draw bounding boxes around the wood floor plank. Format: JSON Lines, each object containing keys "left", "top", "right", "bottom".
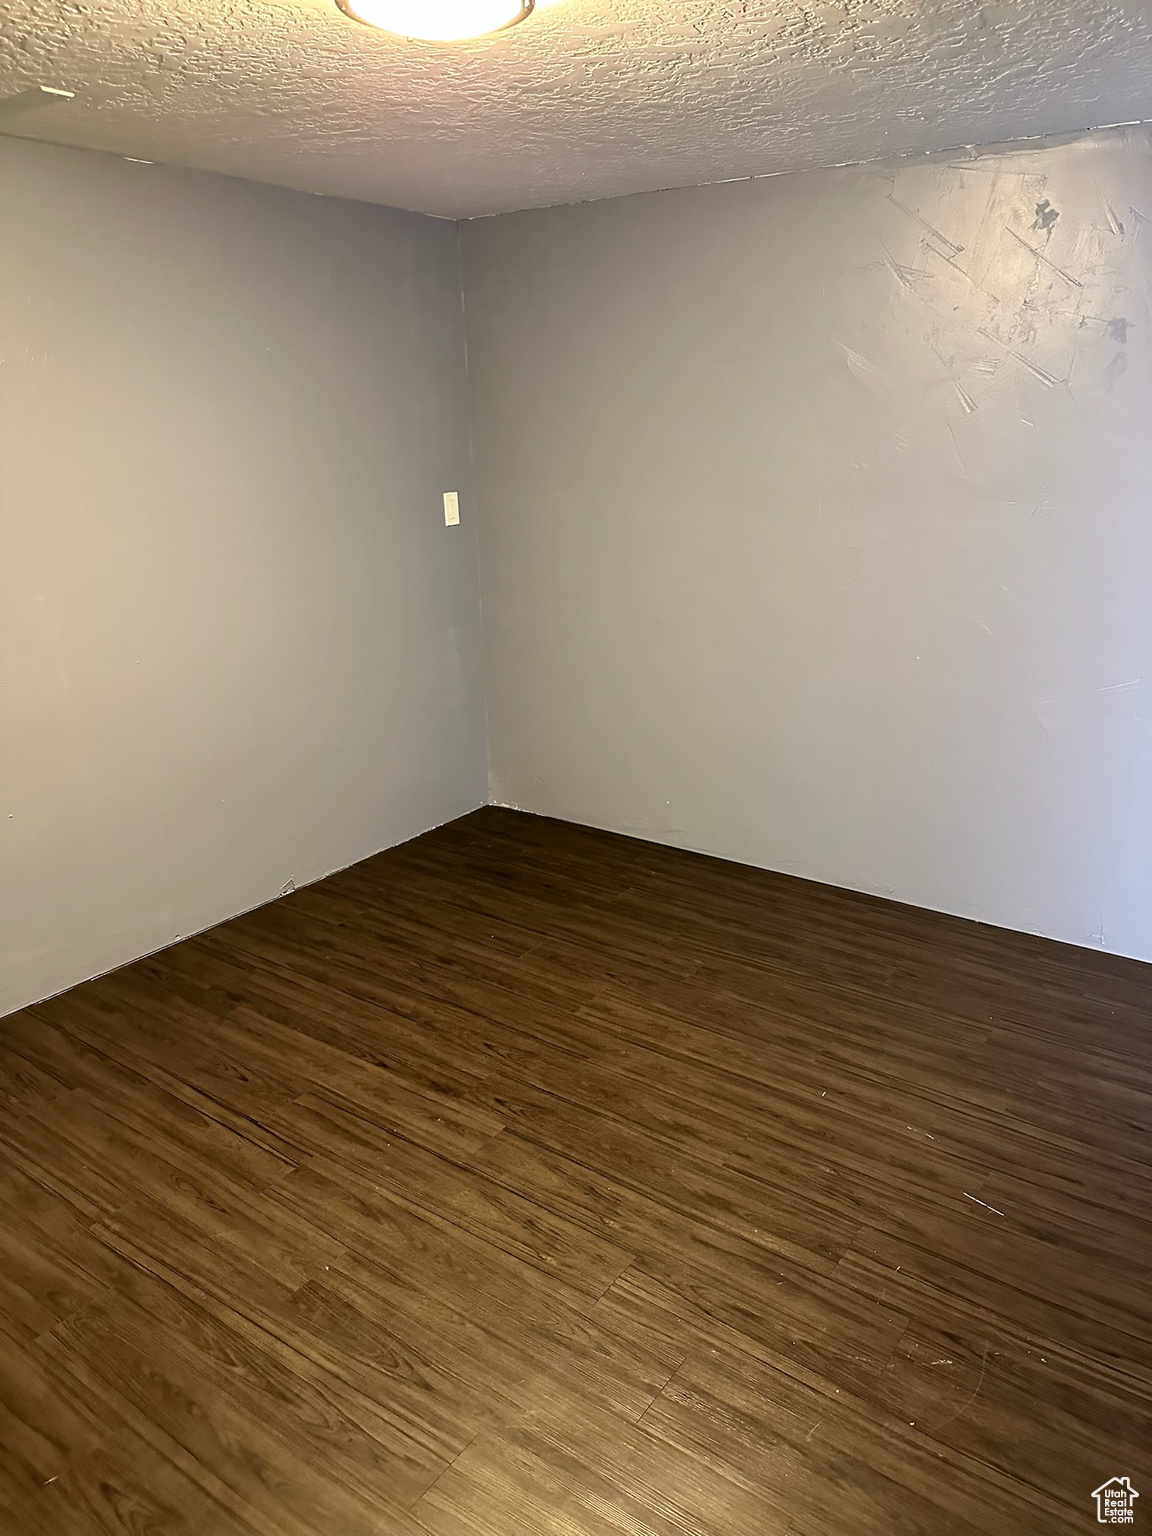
{"left": 259, "top": 1098, "right": 634, "bottom": 1297}
{"left": 1, "top": 805, "right": 1148, "bottom": 1534}
{"left": 323, "top": 1248, "right": 682, "bottom": 1429}
{"left": 414, "top": 1403, "right": 795, "bottom": 1536}
{"left": 43, "top": 1294, "right": 436, "bottom": 1536}
{"left": 11, "top": 1429, "right": 268, "bottom": 1536}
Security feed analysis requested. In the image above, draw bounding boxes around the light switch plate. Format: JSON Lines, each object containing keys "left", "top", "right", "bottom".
{"left": 443, "top": 491, "right": 460, "bottom": 526}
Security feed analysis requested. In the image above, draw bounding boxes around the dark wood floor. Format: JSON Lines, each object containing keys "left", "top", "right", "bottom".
{"left": 1, "top": 808, "right": 1150, "bottom": 1534}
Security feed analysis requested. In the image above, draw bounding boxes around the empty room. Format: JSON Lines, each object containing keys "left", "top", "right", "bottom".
{"left": 1, "top": 1, "right": 1150, "bottom": 1531}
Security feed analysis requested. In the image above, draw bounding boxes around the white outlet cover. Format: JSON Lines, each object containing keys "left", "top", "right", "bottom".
{"left": 443, "top": 491, "right": 460, "bottom": 526}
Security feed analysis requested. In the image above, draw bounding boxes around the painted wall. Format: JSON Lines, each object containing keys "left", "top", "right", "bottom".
{"left": 462, "top": 127, "right": 1152, "bottom": 961}
{"left": 1, "top": 137, "right": 487, "bottom": 1016}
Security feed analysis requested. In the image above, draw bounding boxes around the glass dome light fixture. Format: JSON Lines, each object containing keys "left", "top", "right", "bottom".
{"left": 336, "top": 0, "right": 535, "bottom": 41}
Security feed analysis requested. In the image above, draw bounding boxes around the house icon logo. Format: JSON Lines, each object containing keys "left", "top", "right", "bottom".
{"left": 1093, "top": 1477, "right": 1139, "bottom": 1524}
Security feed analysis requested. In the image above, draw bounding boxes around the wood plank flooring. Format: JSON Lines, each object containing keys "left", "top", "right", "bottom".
{"left": 1, "top": 806, "right": 1150, "bottom": 1534}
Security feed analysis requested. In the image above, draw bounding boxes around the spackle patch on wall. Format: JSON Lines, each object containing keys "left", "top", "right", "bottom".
{"left": 831, "top": 131, "right": 1148, "bottom": 469}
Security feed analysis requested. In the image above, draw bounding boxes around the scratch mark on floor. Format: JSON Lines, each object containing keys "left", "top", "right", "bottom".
{"left": 924, "top": 1349, "right": 989, "bottom": 1436}
{"left": 964, "top": 1192, "right": 1005, "bottom": 1216}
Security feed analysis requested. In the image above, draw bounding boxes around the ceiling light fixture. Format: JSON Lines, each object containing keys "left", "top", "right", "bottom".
{"left": 335, "top": 0, "right": 534, "bottom": 41}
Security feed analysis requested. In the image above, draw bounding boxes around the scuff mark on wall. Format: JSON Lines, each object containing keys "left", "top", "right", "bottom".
{"left": 837, "top": 131, "right": 1148, "bottom": 452}
{"left": 1033, "top": 198, "right": 1059, "bottom": 231}
{"left": 1103, "top": 351, "right": 1128, "bottom": 391}
{"left": 1004, "top": 226, "right": 1082, "bottom": 289}
{"left": 1009, "top": 348, "right": 1062, "bottom": 389}
{"left": 887, "top": 193, "right": 965, "bottom": 256}
{"left": 1098, "top": 195, "right": 1126, "bottom": 237}
{"left": 1036, "top": 679, "right": 1144, "bottom": 735}
{"left": 835, "top": 340, "right": 891, "bottom": 392}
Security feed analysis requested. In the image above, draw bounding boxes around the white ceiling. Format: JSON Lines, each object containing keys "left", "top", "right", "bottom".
{"left": 2, "top": 0, "right": 1150, "bottom": 219}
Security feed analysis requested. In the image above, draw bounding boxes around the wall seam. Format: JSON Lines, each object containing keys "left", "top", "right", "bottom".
{"left": 455, "top": 216, "right": 496, "bottom": 806}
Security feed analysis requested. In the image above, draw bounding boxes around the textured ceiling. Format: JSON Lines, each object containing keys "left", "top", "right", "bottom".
{"left": 2, "top": 0, "right": 1151, "bottom": 218}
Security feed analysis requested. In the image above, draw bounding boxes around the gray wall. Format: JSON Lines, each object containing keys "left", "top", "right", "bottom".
{"left": 462, "top": 127, "right": 1152, "bottom": 961}
{"left": 1, "top": 137, "right": 488, "bottom": 1016}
